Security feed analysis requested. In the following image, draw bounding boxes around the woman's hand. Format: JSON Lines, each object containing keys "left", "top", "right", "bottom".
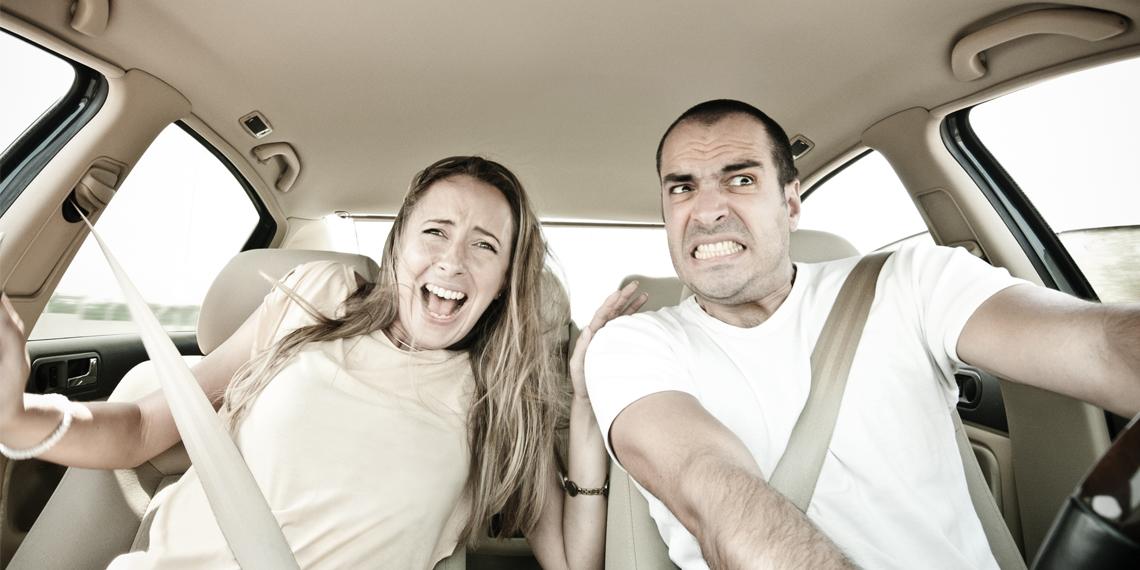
{"left": 0, "top": 293, "right": 31, "bottom": 425}
{"left": 569, "top": 281, "right": 647, "bottom": 400}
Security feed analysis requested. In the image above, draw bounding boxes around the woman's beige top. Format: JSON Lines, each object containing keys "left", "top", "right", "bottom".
{"left": 110, "top": 261, "right": 475, "bottom": 569}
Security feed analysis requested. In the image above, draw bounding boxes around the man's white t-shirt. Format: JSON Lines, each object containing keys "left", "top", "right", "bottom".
{"left": 585, "top": 243, "right": 1026, "bottom": 570}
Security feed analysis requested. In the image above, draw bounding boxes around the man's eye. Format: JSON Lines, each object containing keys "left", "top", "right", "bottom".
{"left": 668, "top": 184, "right": 692, "bottom": 195}
{"left": 729, "top": 175, "right": 754, "bottom": 186}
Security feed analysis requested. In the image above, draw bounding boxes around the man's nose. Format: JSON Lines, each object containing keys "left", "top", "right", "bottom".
{"left": 435, "top": 240, "right": 467, "bottom": 275}
{"left": 692, "top": 185, "right": 729, "bottom": 226}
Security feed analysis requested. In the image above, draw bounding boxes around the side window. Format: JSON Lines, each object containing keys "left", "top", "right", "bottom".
{"left": 29, "top": 125, "right": 261, "bottom": 340}
{"left": 968, "top": 56, "right": 1140, "bottom": 303}
{"left": 543, "top": 226, "right": 676, "bottom": 324}
{"left": 798, "top": 151, "right": 933, "bottom": 252}
{"left": 0, "top": 32, "right": 75, "bottom": 155}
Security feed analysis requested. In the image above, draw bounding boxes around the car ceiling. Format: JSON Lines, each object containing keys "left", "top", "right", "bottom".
{"left": 3, "top": 0, "right": 1139, "bottom": 223}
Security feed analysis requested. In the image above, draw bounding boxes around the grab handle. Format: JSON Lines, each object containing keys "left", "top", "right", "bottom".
{"left": 951, "top": 8, "right": 1128, "bottom": 81}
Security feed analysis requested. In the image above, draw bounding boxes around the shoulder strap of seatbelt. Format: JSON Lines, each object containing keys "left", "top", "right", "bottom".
{"left": 952, "top": 409, "right": 1028, "bottom": 570}
{"left": 82, "top": 214, "right": 299, "bottom": 569}
{"left": 768, "top": 251, "right": 891, "bottom": 511}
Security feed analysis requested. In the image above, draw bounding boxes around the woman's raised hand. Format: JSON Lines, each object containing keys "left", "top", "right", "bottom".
{"left": 0, "top": 293, "right": 31, "bottom": 424}
{"left": 569, "top": 281, "right": 648, "bottom": 400}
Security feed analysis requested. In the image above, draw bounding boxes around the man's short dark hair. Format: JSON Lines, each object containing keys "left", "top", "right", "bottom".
{"left": 655, "top": 99, "right": 799, "bottom": 187}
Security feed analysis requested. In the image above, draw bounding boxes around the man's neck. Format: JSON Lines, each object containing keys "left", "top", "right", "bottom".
{"left": 697, "top": 265, "right": 797, "bottom": 328}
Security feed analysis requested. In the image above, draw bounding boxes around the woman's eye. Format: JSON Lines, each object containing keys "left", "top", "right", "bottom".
{"left": 668, "top": 184, "right": 692, "bottom": 195}
{"left": 423, "top": 228, "right": 445, "bottom": 237}
{"left": 729, "top": 174, "right": 754, "bottom": 186}
{"left": 474, "top": 241, "right": 498, "bottom": 254}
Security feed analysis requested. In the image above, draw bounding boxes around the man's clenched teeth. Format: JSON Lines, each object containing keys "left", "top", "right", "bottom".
{"left": 693, "top": 240, "right": 745, "bottom": 260}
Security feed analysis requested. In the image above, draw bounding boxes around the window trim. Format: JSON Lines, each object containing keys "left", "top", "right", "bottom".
{"left": 800, "top": 148, "right": 872, "bottom": 201}
{"left": 0, "top": 31, "right": 108, "bottom": 218}
{"left": 940, "top": 108, "right": 1097, "bottom": 301}
{"left": 942, "top": 107, "right": 1131, "bottom": 436}
{"left": 175, "top": 122, "right": 277, "bottom": 249}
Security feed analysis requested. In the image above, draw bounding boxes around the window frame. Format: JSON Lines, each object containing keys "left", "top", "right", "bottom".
{"left": 941, "top": 108, "right": 1098, "bottom": 302}
{"left": 942, "top": 106, "right": 1129, "bottom": 436}
{"left": 175, "top": 122, "right": 277, "bottom": 250}
{"left": 800, "top": 148, "right": 872, "bottom": 201}
{"left": 799, "top": 148, "right": 933, "bottom": 253}
{"left": 0, "top": 31, "right": 108, "bottom": 218}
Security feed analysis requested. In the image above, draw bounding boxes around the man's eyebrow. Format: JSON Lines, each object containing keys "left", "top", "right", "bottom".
{"left": 662, "top": 160, "right": 763, "bottom": 184}
{"left": 722, "top": 160, "right": 763, "bottom": 173}
{"left": 662, "top": 172, "right": 694, "bottom": 184}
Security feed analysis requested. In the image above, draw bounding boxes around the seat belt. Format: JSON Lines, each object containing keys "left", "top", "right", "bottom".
{"left": 952, "top": 410, "right": 1027, "bottom": 570}
{"left": 767, "top": 251, "right": 890, "bottom": 509}
{"left": 82, "top": 215, "right": 300, "bottom": 569}
{"left": 767, "top": 250, "right": 1026, "bottom": 570}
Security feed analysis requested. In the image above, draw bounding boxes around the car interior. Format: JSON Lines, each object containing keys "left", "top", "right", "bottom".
{"left": 1, "top": 0, "right": 1138, "bottom": 568}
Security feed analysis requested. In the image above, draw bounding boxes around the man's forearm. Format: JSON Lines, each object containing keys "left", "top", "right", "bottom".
{"left": 1102, "top": 303, "right": 1140, "bottom": 416}
{"left": 678, "top": 452, "right": 853, "bottom": 569}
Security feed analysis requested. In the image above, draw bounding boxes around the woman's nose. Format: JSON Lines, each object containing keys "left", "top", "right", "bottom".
{"left": 434, "top": 240, "right": 467, "bottom": 275}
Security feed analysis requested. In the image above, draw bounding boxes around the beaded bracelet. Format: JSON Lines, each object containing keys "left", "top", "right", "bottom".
{"left": 560, "top": 472, "right": 609, "bottom": 497}
{"left": 0, "top": 393, "right": 77, "bottom": 461}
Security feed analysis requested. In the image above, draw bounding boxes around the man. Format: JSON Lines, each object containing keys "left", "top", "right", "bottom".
{"left": 584, "top": 99, "right": 1140, "bottom": 569}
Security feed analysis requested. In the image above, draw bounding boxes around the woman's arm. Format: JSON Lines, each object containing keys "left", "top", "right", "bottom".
{"left": 0, "top": 293, "right": 257, "bottom": 469}
{"left": 529, "top": 282, "right": 647, "bottom": 570}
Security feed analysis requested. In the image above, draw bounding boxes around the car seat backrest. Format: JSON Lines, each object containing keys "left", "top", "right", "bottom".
{"left": 606, "top": 229, "right": 859, "bottom": 570}
{"left": 9, "top": 249, "right": 381, "bottom": 570}
{"left": 197, "top": 248, "right": 382, "bottom": 354}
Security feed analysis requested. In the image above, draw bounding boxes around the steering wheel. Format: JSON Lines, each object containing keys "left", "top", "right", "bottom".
{"left": 1033, "top": 412, "right": 1140, "bottom": 568}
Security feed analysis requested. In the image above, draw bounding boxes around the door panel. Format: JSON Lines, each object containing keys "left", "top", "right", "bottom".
{"left": 0, "top": 332, "right": 201, "bottom": 567}
{"left": 24, "top": 332, "right": 200, "bottom": 401}
{"left": 966, "top": 422, "right": 1024, "bottom": 554}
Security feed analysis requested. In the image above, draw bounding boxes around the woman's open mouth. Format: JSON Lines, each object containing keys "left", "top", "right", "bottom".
{"left": 421, "top": 283, "right": 468, "bottom": 321}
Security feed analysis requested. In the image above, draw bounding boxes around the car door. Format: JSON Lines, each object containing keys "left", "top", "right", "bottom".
{"left": 0, "top": 31, "right": 275, "bottom": 563}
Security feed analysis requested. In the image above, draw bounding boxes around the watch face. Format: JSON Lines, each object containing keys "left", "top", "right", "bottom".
{"left": 566, "top": 481, "right": 580, "bottom": 496}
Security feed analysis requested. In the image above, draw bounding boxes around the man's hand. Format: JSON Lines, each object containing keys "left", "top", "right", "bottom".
{"left": 958, "top": 284, "right": 1140, "bottom": 417}
{"left": 611, "top": 391, "right": 854, "bottom": 569}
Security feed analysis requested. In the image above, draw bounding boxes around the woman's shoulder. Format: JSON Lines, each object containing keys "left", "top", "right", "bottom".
{"left": 282, "top": 259, "right": 360, "bottom": 288}
{"left": 258, "top": 260, "right": 365, "bottom": 330}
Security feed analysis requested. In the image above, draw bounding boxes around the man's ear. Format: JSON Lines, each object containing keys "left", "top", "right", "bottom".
{"left": 785, "top": 180, "right": 802, "bottom": 232}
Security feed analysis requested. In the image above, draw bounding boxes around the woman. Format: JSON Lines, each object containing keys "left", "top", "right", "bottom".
{"left": 0, "top": 156, "right": 646, "bottom": 568}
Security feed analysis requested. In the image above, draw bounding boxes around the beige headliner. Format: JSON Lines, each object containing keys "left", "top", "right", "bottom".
{"left": 4, "top": 0, "right": 1139, "bottom": 223}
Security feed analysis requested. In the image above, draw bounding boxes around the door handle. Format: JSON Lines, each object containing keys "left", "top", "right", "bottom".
{"left": 30, "top": 353, "right": 100, "bottom": 394}
{"left": 956, "top": 370, "right": 983, "bottom": 410}
{"left": 66, "top": 357, "right": 99, "bottom": 388}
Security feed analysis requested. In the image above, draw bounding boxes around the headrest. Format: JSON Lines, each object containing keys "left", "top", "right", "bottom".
{"left": 788, "top": 229, "right": 859, "bottom": 263}
{"left": 540, "top": 269, "right": 572, "bottom": 345}
{"left": 619, "top": 274, "right": 685, "bottom": 313}
{"left": 197, "top": 249, "right": 380, "bottom": 354}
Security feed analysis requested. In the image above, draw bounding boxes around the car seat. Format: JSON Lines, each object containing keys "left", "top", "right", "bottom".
{"left": 606, "top": 229, "right": 859, "bottom": 569}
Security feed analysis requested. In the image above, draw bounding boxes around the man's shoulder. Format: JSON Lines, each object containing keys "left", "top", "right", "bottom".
{"left": 590, "top": 300, "right": 694, "bottom": 351}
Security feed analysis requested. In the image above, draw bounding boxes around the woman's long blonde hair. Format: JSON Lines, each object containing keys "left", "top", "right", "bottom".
{"left": 219, "top": 156, "right": 561, "bottom": 544}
